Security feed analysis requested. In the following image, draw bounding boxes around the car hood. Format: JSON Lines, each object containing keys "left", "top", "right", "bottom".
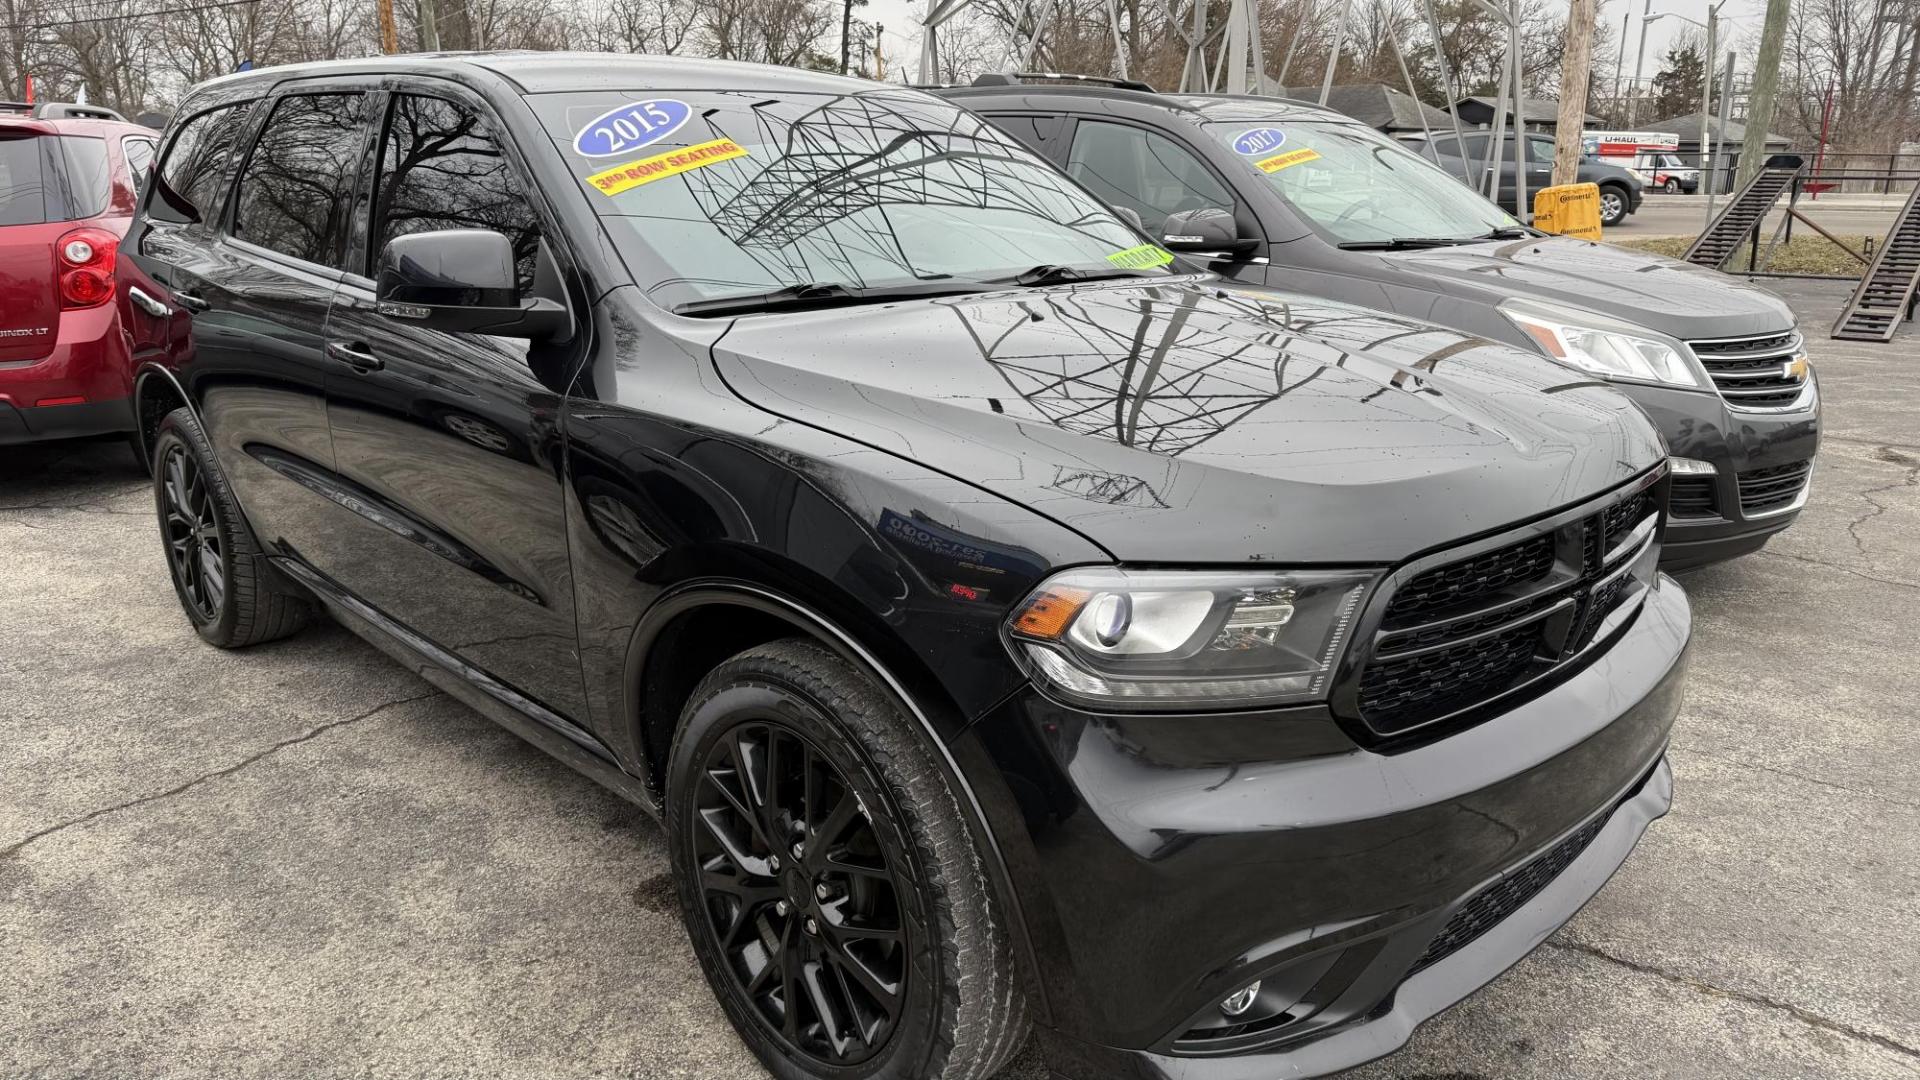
{"left": 1378, "top": 234, "right": 1796, "bottom": 340}
{"left": 710, "top": 279, "right": 1662, "bottom": 564}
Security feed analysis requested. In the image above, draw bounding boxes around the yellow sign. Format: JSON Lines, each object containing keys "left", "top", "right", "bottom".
{"left": 586, "top": 138, "right": 748, "bottom": 196}
{"left": 1532, "top": 182, "right": 1603, "bottom": 239}
{"left": 1107, "top": 244, "right": 1176, "bottom": 269}
{"left": 1255, "top": 148, "right": 1321, "bottom": 173}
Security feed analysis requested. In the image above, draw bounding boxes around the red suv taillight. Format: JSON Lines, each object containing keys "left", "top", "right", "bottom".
{"left": 56, "top": 226, "right": 118, "bottom": 309}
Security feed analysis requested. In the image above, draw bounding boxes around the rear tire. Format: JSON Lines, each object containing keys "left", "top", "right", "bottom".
{"left": 151, "top": 407, "right": 310, "bottom": 648}
{"left": 666, "top": 639, "right": 1026, "bottom": 1080}
{"left": 1600, "top": 186, "right": 1629, "bottom": 226}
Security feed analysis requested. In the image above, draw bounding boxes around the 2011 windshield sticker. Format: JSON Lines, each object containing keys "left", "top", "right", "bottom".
{"left": 1107, "top": 244, "right": 1175, "bottom": 269}
{"left": 572, "top": 99, "right": 691, "bottom": 158}
{"left": 1256, "top": 148, "right": 1320, "bottom": 173}
{"left": 586, "top": 139, "right": 750, "bottom": 196}
{"left": 1232, "top": 127, "right": 1288, "bottom": 156}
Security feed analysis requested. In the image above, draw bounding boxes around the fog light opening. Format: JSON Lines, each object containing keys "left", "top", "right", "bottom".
{"left": 1220, "top": 981, "right": 1261, "bottom": 1017}
{"left": 1668, "top": 456, "right": 1717, "bottom": 476}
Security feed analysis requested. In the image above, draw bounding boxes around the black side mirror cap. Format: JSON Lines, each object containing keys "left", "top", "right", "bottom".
{"left": 1160, "top": 207, "right": 1260, "bottom": 258}
{"left": 375, "top": 229, "right": 570, "bottom": 340}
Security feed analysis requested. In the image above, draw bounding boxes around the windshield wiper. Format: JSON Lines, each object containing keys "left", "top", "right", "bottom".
{"left": 1478, "top": 226, "right": 1533, "bottom": 240}
{"left": 999, "top": 264, "right": 1157, "bottom": 286}
{"left": 673, "top": 279, "right": 1001, "bottom": 317}
{"left": 1335, "top": 237, "right": 1475, "bottom": 251}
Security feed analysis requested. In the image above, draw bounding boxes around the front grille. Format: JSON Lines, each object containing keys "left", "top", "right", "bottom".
{"left": 1688, "top": 331, "right": 1810, "bottom": 410}
{"left": 1407, "top": 805, "right": 1613, "bottom": 977}
{"left": 1670, "top": 476, "right": 1718, "bottom": 519}
{"left": 1343, "top": 475, "right": 1664, "bottom": 738}
{"left": 1738, "top": 460, "right": 1812, "bottom": 515}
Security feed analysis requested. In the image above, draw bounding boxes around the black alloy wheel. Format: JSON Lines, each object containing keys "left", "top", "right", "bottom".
{"left": 161, "top": 441, "right": 225, "bottom": 622}
{"left": 692, "top": 719, "right": 908, "bottom": 1066}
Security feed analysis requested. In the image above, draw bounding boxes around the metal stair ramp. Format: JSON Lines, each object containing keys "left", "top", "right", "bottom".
{"left": 1832, "top": 181, "right": 1920, "bottom": 341}
{"left": 1683, "top": 154, "right": 1806, "bottom": 270}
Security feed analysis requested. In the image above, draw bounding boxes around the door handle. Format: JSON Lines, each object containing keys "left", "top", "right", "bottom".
{"left": 127, "top": 286, "right": 171, "bottom": 317}
{"left": 174, "top": 290, "right": 210, "bottom": 312}
{"left": 326, "top": 340, "right": 384, "bottom": 371}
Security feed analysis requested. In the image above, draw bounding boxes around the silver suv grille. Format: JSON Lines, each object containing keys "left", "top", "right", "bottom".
{"left": 1688, "top": 330, "right": 1812, "bottom": 411}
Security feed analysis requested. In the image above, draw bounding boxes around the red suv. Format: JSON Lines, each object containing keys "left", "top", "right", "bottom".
{"left": 1, "top": 102, "right": 158, "bottom": 449}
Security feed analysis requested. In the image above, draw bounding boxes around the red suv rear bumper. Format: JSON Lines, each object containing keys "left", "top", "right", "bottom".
{"left": 0, "top": 302, "right": 134, "bottom": 445}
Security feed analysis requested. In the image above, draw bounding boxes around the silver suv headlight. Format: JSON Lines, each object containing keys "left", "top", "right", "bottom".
{"left": 1006, "top": 567, "right": 1376, "bottom": 710}
{"left": 1500, "top": 299, "right": 1702, "bottom": 389}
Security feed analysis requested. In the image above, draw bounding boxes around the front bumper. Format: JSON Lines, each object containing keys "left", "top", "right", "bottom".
{"left": 1623, "top": 379, "right": 1820, "bottom": 570}
{"left": 960, "top": 575, "right": 1690, "bottom": 1077}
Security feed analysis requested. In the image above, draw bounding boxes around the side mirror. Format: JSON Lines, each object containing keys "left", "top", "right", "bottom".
{"left": 375, "top": 229, "right": 569, "bottom": 339}
{"left": 1160, "top": 208, "right": 1259, "bottom": 259}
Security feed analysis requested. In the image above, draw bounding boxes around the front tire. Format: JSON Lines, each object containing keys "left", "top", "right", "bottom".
{"left": 666, "top": 639, "right": 1026, "bottom": 1080}
{"left": 1600, "top": 186, "right": 1629, "bottom": 225}
{"left": 151, "top": 408, "right": 311, "bottom": 648}
{"left": 1662, "top": 178, "right": 1680, "bottom": 193}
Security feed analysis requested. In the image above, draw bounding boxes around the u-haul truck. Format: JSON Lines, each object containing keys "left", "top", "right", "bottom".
{"left": 1580, "top": 131, "right": 1700, "bottom": 192}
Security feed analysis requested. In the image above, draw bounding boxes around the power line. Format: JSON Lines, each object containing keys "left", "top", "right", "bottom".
{"left": 28, "top": 0, "right": 258, "bottom": 31}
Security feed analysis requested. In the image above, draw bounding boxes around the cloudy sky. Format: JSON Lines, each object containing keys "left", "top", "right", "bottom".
{"left": 860, "top": 0, "right": 1775, "bottom": 92}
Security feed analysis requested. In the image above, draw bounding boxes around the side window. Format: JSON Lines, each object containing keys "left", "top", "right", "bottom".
{"left": 1065, "top": 121, "right": 1234, "bottom": 236}
{"left": 373, "top": 94, "right": 541, "bottom": 293}
{"left": 983, "top": 114, "right": 1060, "bottom": 157}
{"left": 123, "top": 137, "right": 156, "bottom": 180}
{"left": 1526, "top": 137, "right": 1554, "bottom": 164}
{"left": 52, "top": 137, "right": 111, "bottom": 219}
{"left": 150, "top": 104, "right": 252, "bottom": 227}
{"left": 1459, "top": 134, "right": 1490, "bottom": 160}
{"left": 232, "top": 93, "right": 369, "bottom": 269}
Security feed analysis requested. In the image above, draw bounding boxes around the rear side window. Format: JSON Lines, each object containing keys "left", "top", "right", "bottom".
{"left": 1065, "top": 121, "right": 1234, "bottom": 235}
{"left": 0, "top": 134, "right": 110, "bottom": 224}
{"left": 124, "top": 137, "right": 156, "bottom": 181}
{"left": 232, "top": 93, "right": 369, "bottom": 269}
{"left": 151, "top": 104, "right": 253, "bottom": 226}
{"left": 372, "top": 93, "right": 541, "bottom": 291}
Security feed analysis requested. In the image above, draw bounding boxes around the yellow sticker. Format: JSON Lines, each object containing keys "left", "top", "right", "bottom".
{"left": 585, "top": 138, "right": 749, "bottom": 195}
{"left": 1107, "top": 243, "right": 1176, "bottom": 269}
{"left": 1255, "top": 147, "right": 1321, "bottom": 173}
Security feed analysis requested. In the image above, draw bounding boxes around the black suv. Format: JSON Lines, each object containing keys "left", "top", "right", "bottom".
{"left": 938, "top": 79, "right": 1819, "bottom": 569}
{"left": 127, "top": 54, "right": 1687, "bottom": 1080}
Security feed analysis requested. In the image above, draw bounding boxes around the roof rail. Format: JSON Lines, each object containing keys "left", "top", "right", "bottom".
{"left": 0, "top": 99, "right": 31, "bottom": 114}
{"left": 32, "top": 102, "right": 128, "bottom": 122}
{"left": 970, "top": 71, "right": 1158, "bottom": 93}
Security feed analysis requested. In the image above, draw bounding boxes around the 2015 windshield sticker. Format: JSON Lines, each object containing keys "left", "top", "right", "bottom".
{"left": 1231, "top": 127, "right": 1288, "bottom": 156}
{"left": 1256, "top": 147, "right": 1320, "bottom": 173}
{"left": 1107, "top": 243, "right": 1175, "bottom": 269}
{"left": 572, "top": 99, "right": 692, "bottom": 158}
{"left": 586, "top": 139, "right": 749, "bottom": 196}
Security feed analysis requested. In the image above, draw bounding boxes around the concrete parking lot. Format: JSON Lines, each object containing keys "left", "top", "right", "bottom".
{"left": 3, "top": 279, "right": 1916, "bottom": 1080}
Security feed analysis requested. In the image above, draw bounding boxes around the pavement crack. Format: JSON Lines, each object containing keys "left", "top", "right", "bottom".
{"left": 1843, "top": 451, "right": 1919, "bottom": 560}
{"left": 1757, "top": 549, "right": 1920, "bottom": 591}
{"left": 1671, "top": 744, "right": 1920, "bottom": 811}
{"left": 1545, "top": 939, "right": 1920, "bottom": 1062}
{"left": 0, "top": 691, "right": 439, "bottom": 863}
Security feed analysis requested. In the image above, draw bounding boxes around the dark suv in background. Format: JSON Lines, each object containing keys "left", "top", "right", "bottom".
{"left": 1397, "top": 129, "right": 1645, "bottom": 225}
{"left": 939, "top": 78, "right": 1818, "bottom": 569}
{"left": 127, "top": 53, "right": 1687, "bottom": 1080}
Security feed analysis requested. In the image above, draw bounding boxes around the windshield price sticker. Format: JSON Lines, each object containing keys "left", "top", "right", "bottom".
{"left": 586, "top": 139, "right": 749, "bottom": 196}
{"left": 1231, "top": 127, "right": 1288, "bottom": 156}
{"left": 1107, "top": 244, "right": 1176, "bottom": 269}
{"left": 572, "top": 99, "right": 692, "bottom": 158}
{"left": 1256, "top": 148, "right": 1321, "bottom": 173}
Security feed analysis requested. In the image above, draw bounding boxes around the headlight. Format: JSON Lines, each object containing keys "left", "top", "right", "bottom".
{"left": 1006, "top": 567, "right": 1375, "bottom": 710}
{"left": 1500, "top": 299, "right": 1701, "bottom": 388}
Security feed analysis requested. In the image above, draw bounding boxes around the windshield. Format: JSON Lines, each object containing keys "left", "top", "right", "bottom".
{"left": 531, "top": 89, "right": 1169, "bottom": 312}
{"left": 1205, "top": 121, "right": 1516, "bottom": 244}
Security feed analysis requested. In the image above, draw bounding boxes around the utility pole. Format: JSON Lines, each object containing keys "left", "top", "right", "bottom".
{"left": 417, "top": 0, "right": 441, "bottom": 50}
{"left": 378, "top": 0, "right": 399, "bottom": 53}
{"left": 874, "top": 23, "right": 885, "bottom": 81}
{"left": 1553, "top": 0, "right": 1599, "bottom": 187}
{"left": 1626, "top": 0, "right": 1652, "bottom": 125}
{"left": 1611, "top": 7, "right": 1630, "bottom": 118}
{"left": 1737, "top": 0, "right": 1790, "bottom": 188}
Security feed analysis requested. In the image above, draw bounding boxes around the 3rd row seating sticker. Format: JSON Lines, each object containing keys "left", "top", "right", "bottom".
{"left": 1256, "top": 148, "right": 1320, "bottom": 173}
{"left": 587, "top": 139, "right": 750, "bottom": 196}
{"left": 1107, "top": 244, "right": 1176, "bottom": 269}
{"left": 572, "top": 99, "right": 691, "bottom": 158}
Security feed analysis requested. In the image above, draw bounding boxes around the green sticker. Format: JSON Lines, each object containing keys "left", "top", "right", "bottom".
{"left": 1107, "top": 244, "right": 1176, "bottom": 269}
